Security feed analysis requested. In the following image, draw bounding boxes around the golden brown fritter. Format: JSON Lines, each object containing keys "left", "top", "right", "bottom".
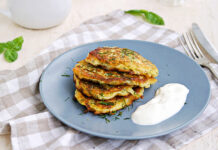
{"left": 75, "top": 87, "right": 144, "bottom": 115}
{"left": 74, "top": 75, "right": 134, "bottom": 100}
{"left": 85, "top": 47, "right": 159, "bottom": 77}
{"left": 73, "top": 60, "right": 157, "bottom": 88}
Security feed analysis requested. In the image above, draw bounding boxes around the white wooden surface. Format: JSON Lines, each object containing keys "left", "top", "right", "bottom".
{"left": 0, "top": 0, "right": 218, "bottom": 149}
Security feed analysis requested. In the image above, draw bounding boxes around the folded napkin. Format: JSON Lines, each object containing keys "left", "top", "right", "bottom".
{"left": 0, "top": 10, "right": 217, "bottom": 150}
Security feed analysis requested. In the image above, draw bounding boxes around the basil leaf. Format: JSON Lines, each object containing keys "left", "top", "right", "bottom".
{"left": 125, "top": 9, "right": 165, "bottom": 25}
{"left": 125, "top": 10, "right": 147, "bottom": 16}
{"left": 6, "top": 36, "right": 24, "bottom": 51}
{"left": 0, "top": 43, "right": 6, "bottom": 54}
{"left": 0, "top": 36, "right": 24, "bottom": 63}
{"left": 4, "top": 49, "right": 18, "bottom": 62}
{"left": 144, "top": 11, "right": 165, "bottom": 25}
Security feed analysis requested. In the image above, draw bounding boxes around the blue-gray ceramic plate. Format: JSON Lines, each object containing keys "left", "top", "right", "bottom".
{"left": 39, "top": 40, "right": 210, "bottom": 140}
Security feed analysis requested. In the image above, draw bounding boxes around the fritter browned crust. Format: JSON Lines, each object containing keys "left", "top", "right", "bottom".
{"left": 74, "top": 75, "right": 134, "bottom": 100}
{"left": 85, "top": 47, "right": 159, "bottom": 77}
{"left": 73, "top": 60, "right": 157, "bottom": 88}
{"left": 75, "top": 87, "right": 144, "bottom": 115}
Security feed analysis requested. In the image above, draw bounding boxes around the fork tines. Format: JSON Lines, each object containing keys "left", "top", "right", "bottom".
{"left": 179, "top": 31, "right": 204, "bottom": 59}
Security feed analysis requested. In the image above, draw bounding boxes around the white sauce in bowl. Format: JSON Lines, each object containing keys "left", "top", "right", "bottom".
{"left": 131, "top": 83, "right": 189, "bottom": 125}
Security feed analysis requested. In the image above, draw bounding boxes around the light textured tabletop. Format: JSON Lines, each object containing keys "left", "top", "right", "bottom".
{"left": 0, "top": 0, "right": 218, "bottom": 149}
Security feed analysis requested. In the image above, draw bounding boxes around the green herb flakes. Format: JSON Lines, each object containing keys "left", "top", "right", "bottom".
{"left": 122, "top": 48, "right": 134, "bottom": 56}
{"left": 61, "top": 74, "right": 71, "bottom": 77}
{"left": 122, "top": 98, "right": 127, "bottom": 107}
{"left": 99, "top": 101, "right": 114, "bottom": 106}
{"left": 117, "top": 112, "right": 122, "bottom": 116}
{"left": 99, "top": 114, "right": 110, "bottom": 123}
{"left": 105, "top": 73, "right": 113, "bottom": 76}
{"left": 114, "top": 116, "right": 120, "bottom": 120}
{"left": 112, "top": 111, "right": 116, "bottom": 114}
{"left": 64, "top": 97, "right": 70, "bottom": 101}
{"left": 105, "top": 118, "right": 110, "bottom": 123}
{"left": 99, "top": 114, "right": 107, "bottom": 119}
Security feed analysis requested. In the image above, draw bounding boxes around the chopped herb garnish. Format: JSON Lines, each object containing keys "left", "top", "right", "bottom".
{"left": 99, "top": 114, "right": 107, "bottom": 119}
{"left": 105, "top": 118, "right": 110, "bottom": 123}
{"left": 117, "top": 112, "right": 122, "bottom": 116}
{"left": 99, "top": 101, "right": 114, "bottom": 106}
{"left": 122, "top": 98, "right": 127, "bottom": 107}
{"left": 122, "top": 48, "right": 134, "bottom": 56}
{"left": 99, "top": 114, "right": 110, "bottom": 123}
{"left": 114, "top": 116, "right": 120, "bottom": 120}
{"left": 100, "top": 93, "right": 104, "bottom": 96}
{"left": 61, "top": 74, "right": 70, "bottom": 77}
{"left": 105, "top": 73, "right": 113, "bottom": 76}
{"left": 112, "top": 111, "right": 117, "bottom": 114}
{"left": 124, "top": 117, "right": 130, "bottom": 120}
{"left": 64, "top": 97, "right": 70, "bottom": 101}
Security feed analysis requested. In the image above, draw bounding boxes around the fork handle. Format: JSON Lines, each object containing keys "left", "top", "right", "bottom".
{"left": 204, "top": 63, "right": 218, "bottom": 80}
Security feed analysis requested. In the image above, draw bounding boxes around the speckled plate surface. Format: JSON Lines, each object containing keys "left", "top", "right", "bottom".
{"left": 39, "top": 40, "right": 210, "bottom": 140}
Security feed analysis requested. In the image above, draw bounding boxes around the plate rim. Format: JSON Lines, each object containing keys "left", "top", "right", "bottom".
{"left": 39, "top": 39, "right": 211, "bottom": 140}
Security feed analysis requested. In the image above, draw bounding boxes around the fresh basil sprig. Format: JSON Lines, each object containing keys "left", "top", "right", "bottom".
{"left": 125, "top": 9, "right": 165, "bottom": 25}
{"left": 0, "top": 36, "right": 24, "bottom": 63}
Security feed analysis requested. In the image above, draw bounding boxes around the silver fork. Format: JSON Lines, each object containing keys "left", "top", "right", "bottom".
{"left": 179, "top": 31, "right": 218, "bottom": 80}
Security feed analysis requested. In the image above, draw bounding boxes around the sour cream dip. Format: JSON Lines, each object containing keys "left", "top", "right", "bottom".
{"left": 131, "top": 83, "right": 189, "bottom": 125}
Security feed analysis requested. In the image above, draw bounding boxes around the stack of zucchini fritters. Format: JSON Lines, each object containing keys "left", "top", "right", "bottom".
{"left": 73, "top": 47, "right": 158, "bottom": 115}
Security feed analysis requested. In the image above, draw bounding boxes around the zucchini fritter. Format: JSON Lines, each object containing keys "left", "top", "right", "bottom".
{"left": 75, "top": 87, "right": 144, "bottom": 115}
{"left": 73, "top": 60, "right": 157, "bottom": 88}
{"left": 74, "top": 75, "right": 134, "bottom": 100}
{"left": 85, "top": 47, "right": 158, "bottom": 77}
